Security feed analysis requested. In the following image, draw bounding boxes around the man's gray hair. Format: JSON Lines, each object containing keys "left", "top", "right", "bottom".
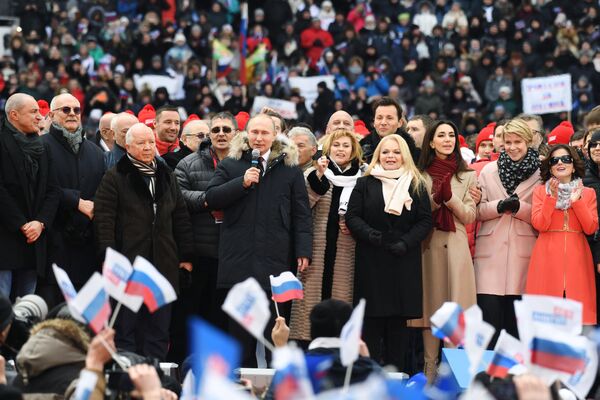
{"left": 288, "top": 126, "right": 317, "bottom": 147}
{"left": 210, "top": 112, "right": 237, "bottom": 130}
{"left": 5, "top": 93, "right": 35, "bottom": 115}
{"left": 111, "top": 112, "right": 139, "bottom": 131}
{"left": 182, "top": 119, "right": 210, "bottom": 136}
{"left": 50, "top": 93, "right": 80, "bottom": 110}
{"left": 125, "top": 123, "right": 152, "bottom": 145}
{"left": 516, "top": 113, "right": 544, "bottom": 132}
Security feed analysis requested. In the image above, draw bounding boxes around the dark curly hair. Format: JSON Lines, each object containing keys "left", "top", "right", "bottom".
{"left": 540, "top": 144, "right": 586, "bottom": 182}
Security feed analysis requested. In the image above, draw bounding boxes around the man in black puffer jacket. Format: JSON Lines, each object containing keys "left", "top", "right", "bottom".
{"left": 171, "top": 112, "right": 237, "bottom": 362}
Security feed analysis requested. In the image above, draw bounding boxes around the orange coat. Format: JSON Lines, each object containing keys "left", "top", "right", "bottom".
{"left": 526, "top": 185, "right": 599, "bottom": 324}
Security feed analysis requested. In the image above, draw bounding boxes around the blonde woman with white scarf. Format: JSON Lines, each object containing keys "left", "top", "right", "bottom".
{"left": 288, "top": 129, "right": 365, "bottom": 344}
{"left": 345, "top": 134, "right": 433, "bottom": 372}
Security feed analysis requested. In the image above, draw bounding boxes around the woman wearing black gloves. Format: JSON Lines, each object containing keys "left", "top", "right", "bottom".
{"left": 474, "top": 118, "right": 540, "bottom": 344}
{"left": 409, "top": 120, "right": 477, "bottom": 381}
{"left": 346, "top": 134, "right": 432, "bottom": 372}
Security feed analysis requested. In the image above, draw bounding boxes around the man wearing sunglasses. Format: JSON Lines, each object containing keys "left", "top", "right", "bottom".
{"left": 163, "top": 114, "right": 209, "bottom": 170}
{"left": 0, "top": 93, "right": 59, "bottom": 298}
{"left": 205, "top": 113, "right": 312, "bottom": 367}
{"left": 40, "top": 93, "right": 105, "bottom": 307}
{"left": 171, "top": 112, "right": 237, "bottom": 361}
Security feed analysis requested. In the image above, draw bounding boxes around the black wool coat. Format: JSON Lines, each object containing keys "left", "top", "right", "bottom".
{"left": 175, "top": 140, "right": 221, "bottom": 259}
{"left": 0, "top": 120, "right": 59, "bottom": 275}
{"left": 94, "top": 156, "right": 194, "bottom": 292}
{"left": 205, "top": 134, "right": 312, "bottom": 289}
{"left": 42, "top": 126, "right": 105, "bottom": 283}
{"left": 584, "top": 163, "right": 600, "bottom": 263}
{"left": 345, "top": 176, "right": 432, "bottom": 318}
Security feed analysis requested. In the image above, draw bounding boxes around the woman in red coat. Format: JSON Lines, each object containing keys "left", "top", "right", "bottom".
{"left": 526, "top": 144, "right": 599, "bottom": 324}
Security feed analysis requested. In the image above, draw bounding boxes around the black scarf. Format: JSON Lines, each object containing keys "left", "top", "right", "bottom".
{"left": 127, "top": 154, "right": 157, "bottom": 200}
{"left": 8, "top": 121, "right": 44, "bottom": 180}
{"left": 497, "top": 147, "right": 540, "bottom": 195}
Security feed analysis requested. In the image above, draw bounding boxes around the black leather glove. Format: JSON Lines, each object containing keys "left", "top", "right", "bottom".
{"left": 368, "top": 230, "right": 382, "bottom": 246}
{"left": 497, "top": 193, "right": 520, "bottom": 214}
{"left": 386, "top": 240, "right": 408, "bottom": 256}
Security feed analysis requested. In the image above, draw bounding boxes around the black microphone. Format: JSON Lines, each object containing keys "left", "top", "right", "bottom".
{"left": 251, "top": 149, "right": 260, "bottom": 188}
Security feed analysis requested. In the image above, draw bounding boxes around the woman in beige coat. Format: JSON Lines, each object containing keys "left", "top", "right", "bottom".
{"left": 475, "top": 118, "right": 540, "bottom": 345}
{"left": 410, "top": 120, "right": 477, "bottom": 381}
{"left": 289, "top": 130, "right": 365, "bottom": 342}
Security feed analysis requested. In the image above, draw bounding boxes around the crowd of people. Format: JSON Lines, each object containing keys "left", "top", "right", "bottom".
{"left": 1, "top": 0, "right": 600, "bottom": 398}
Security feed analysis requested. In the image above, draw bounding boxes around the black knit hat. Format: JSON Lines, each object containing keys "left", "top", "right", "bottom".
{"left": 309, "top": 299, "right": 353, "bottom": 339}
{"left": 0, "top": 294, "right": 14, "bottom": 332}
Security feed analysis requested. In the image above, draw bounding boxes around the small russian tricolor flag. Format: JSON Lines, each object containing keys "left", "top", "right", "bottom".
{"left": 270, "top": 272, "right": 304, "bottom": 303}
{"left": 530, "top": 337, "right": 587, "bottom": 375}
{"left": 71, "top": 273, "right": 111, "bottom": 333}
{"left": 125, "top": 256, "right": 177, "bottom": 313}
{"left": 431, "top": 302, "right": 466, "bottom": 346}
{"left": 486, "top": 330, "right": 523, "bottom": 378}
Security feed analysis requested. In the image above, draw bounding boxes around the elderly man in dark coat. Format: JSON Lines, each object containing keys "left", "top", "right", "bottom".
{"left": 0, "top": 93, "right": 59, "bottom": 298}
{"left": 94, "top": 123, "right": 194, "bottom": 360}
{"left": 40, "top": 93, "right": 105, "bottom": 307}
{"left": 206, "top": 114, "right": 312, "bottom": 367}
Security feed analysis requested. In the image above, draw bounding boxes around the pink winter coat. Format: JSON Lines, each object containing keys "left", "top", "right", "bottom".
{"left": 474, "top": 161, "right": 540, "bottom": 295}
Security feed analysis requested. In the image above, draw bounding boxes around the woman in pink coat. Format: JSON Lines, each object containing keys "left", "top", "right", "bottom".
{"left": 526, "top": 144, "right": 598, "bottom": 324}
{"left": 474, "top": 118, "right": 541, "bottom": 344}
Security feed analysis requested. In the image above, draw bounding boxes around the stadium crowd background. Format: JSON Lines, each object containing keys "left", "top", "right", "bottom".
{"left": 0, "top": 0, "right": 598, "bottom": 136}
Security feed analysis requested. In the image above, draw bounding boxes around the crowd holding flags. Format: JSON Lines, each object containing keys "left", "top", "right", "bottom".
{"left": 49, "top": 247, "right": 600, "bottom": 399}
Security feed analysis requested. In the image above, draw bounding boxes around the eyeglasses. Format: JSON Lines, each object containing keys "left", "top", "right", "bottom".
{"left": 53, "top": 106, "right": 81, "bottom": 115}
{"left": 211, "top": 126, "right": 233, "bottom": 134}
{"left": 185, "top": 133, "right": 207, "bottom": 139}
{"left": 549, "top": 155, "right": 573, "bottom": 166}
{"left": 589, "top": 142, "right": 600, "bottom": 149}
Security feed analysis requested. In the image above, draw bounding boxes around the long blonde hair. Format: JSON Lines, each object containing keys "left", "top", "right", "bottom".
{"left": 365, "top": 135, "right": 427, "bottom": 192}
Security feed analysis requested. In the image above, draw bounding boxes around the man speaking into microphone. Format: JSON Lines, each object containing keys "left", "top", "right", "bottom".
{"left": 206, "top": 113, "right": 312, "bottom": 366}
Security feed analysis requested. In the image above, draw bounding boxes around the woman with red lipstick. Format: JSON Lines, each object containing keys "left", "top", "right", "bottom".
{"left": 409, "top": 120, "right": 477, "bottom": 382}
{"left": 474, "top": 118, "right": 540, "bottom": 346}
{"left": 526, "top": 144, "right": 598, "bottom": 325}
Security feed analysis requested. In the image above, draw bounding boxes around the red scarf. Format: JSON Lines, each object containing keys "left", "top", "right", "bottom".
{"left": 427, "top": 155, "right": 457, "bottom": 232}
{"left": 155, "top": 134, "right": 180, "bottom": 156}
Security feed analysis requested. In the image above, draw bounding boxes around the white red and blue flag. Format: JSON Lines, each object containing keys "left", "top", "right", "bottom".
{"left": 486, "top": 330, "right": 524, "bottom": 378}
{"left": 102, "top": 248, "right": 143, "bottom": 312}
{"left": 124, "top": 256, "right": 177, "bottom": 313}
{"left": 270, "top": 272, "right": 303, "bottom": 303}
{"left": 431, "top": 302, "right": 466, "bottom": 346}
{"left": 72, "top": 272, "right": 111, "bottom": 333}
{"left": 530, "top": 336, "right": 587, "bottom": 375}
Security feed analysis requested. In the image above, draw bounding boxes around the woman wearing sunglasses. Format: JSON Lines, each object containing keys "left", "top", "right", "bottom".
{"left": 526, "top": 144, "right": 599, "bottom": 325}
{"left": 474, "top": 118, "right": 540, "bottom": 345}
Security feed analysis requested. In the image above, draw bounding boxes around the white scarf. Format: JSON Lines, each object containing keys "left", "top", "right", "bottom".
{"left": 324, "top": 166, "right": 362, "bottom": 215}
{"left": 370, "top": 165, "right": 413, "bottom": 215}
{"left": 545, "top": 178, "right": 581, "bottom": 210}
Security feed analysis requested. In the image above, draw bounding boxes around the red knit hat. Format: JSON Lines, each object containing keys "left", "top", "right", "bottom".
{"left": 354, "top": 120, "right": 370, "bottom": 136}
{"left": 235, "top": 111, "right": 250, "bottom": 131}
{"left": 37, "top": 100, "right": 50, "bottom": 117}
{"left": 547, "top": 121, "right": 574, "bottom": 145}
{"left": 458, "top": 134, "right": 468, "bottom": 148}
{"left": 476, "top": 122, "right": 496, "bottom": 152}
{"left": 183, "top": 114, "right": 200, "bottom": 128}
{"left": 138, "top": 104, "right": 156, "bottom": 128}
{"left": 124, "top": 109, "right": 135, "bottom": 115}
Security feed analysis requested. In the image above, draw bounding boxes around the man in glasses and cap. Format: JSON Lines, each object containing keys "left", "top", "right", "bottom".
{"left": 171, "top": 111, "right": 237, "bottom": 361}
{"left": 40, "top": 93, "right": 105, "bottom": 307}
